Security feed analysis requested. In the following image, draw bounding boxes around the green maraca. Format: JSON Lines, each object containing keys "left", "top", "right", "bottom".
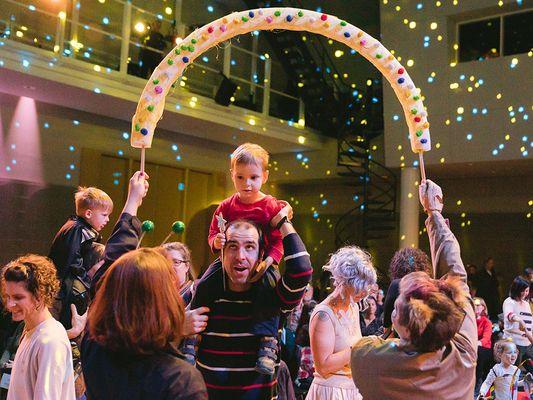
{"left": 136, "top": 220, "right": 154, "bottom": 249}
{"left": 161, "top": 220, "right": 185, "bottom": 245}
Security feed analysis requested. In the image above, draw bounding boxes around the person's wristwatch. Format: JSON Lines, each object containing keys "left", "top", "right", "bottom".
{"left": 275, "top": 215, "right": 292, "bottom": 231}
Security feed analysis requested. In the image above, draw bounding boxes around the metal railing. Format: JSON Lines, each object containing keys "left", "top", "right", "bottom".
{"left": 0, "top": 0, "right": 304, "bottom": 122}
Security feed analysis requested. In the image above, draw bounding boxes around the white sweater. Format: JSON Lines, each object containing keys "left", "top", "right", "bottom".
{"left": 502, "top": 297, "right": 533, "bottom": 347}
{"left": 8, "top": 317, "right": 75, "bottom": 400}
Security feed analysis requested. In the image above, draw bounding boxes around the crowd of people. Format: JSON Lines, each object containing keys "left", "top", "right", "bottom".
{"left": 0, "top": 142, "right": 531, "bottom": 400}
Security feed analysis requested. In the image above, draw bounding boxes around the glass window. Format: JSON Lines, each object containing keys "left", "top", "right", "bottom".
{"left": 458, "top": 17, "right": 500, "bottom": 62}
{"left": 503, "top": 11, "right": 533, "bottom": 56}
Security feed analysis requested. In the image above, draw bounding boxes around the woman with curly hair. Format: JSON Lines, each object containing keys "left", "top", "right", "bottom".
{"left": 305, "top": 246, "right": 377, "bottom": 400}
{"left": 382, "top": 246, "right": 432, "bottom": 330}
{"left": 1, "top": 254, "right": 75, "bottom": 400}
{"left": 350, "top": 180, "right": 477, "bottom": 399}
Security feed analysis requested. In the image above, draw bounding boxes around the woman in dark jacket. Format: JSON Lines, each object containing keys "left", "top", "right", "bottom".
{"left": 81, "top": 248, "right": 207, "bottom": 399}
{"left": 81, "top": 172, "right": 207, "bottom": 399}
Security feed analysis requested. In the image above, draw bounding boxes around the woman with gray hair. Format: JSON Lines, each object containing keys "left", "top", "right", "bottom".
{"left": 305, "top": 246, "right": 377, "bottom": 400}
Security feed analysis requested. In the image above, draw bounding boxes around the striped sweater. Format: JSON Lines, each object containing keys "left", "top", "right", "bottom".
{"left": 197, "top": 232, "right": 312, "bottom": 399}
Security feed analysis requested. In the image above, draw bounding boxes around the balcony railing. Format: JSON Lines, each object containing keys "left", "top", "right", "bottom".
{"left": 0, "top": 0, "right": 304, "bottom": 123}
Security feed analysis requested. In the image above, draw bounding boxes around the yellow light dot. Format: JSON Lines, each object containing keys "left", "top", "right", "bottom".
{"left": 449, "top": 83, "right": 459, "bottom": 89}
{"left": 343, "top": 73, "right": 348, "bottom": 78}
{"left": 430, "top": 71, "right": 436, "bottom": 77}
{"left": 498, "top": 0, "right": 503, "bottom": 6}
{"left": 180, "top": 81, "right": 186, "bottom": 87}
{"left": 297, "top": 82, "right": 304, "bottom": 88}
{"left": 383, "top": 0, "right": 388, "bottom": 4}
{"left": 285, "top": 171, "right": 289, "bottom": 175}
{"left": 134, "top": 22, "right": 146, "bottom": 33}
{"left": 430, "top": 22, "right": 438, "bottom": 30}
{"left": 59, "top": 11, "right": 66, "bottom": 20}
{"left": 456, "top": 200, "right": 462, "bottom": 205}
{"left": 467, "top": 87, "right": 473, "bottom": 92}
{"left": 521, "top": 146, "right": 526, "bottom": 152}
{"left": 397, "top": 144, "right": 402, "bottom": 151}
{"left": 298, "top": 119, "right": 305, "bottom": 127}
{"left": 435, "top": 1, "right": 442, "bottom": 6}
{"left": 93, "top": 65, "right": 101, "bottom": 72}
{"left": 298, "top": 135, "right": 306, "bottom": 144}
{"left": 408, "top": 192, "right": 413, "bottom": 198}
{"left": 407, "top": 59, "right": 414, "bottom": 67}
{"left": 469, "top": 75, "right": 475, "bottom": 81}
{"left": 366, "top": 79, "right": 372, "bottom": 86}
{"left": 409, "top": 21, "right": 417, "bottom": 29}
{"left": 496, "top": 93, "right": 502, "bottom": 99}
{"left": 165, "top": 6, "right": 172, "bottom": 15}
{"left": 440, "top": 157, "right": 445, "bottom": 163}
{"left": 334, "top": 50, "right": 344, "bottom": 58}
{"left": 528, "top": 200, "right": 533, "bottom": 206}
{"left": 474, "top": 82, "right": 480, "bottom": 88}
{"left": 395, "top": 5, "right": 401, "bottom": 11}
{"left": 511, "top": 58, "right": 518, "bottom": 65}
{"left": 461, "top": 212, "right": 466, "bottom": 218}
{"left": 527, "top": 212, "right": 532, "bottom": 219}
{"left": 453, "top": 44, "right": 459, "bottom": 50}
{"left": 403, "top": 19, "right": 409, "bottom": 25}
{"left": 505, "top": 134, "right": 510, "bottom": 140}
{"left": 508, "top": 106, "right": 514, "bottom": 111}
{"left": 467, "top": 221, "right": 471, "bottom": 226}
{"left": 453, "top": 0, "right": 458, "bottom": 4}
{"left": 437, "top": 35, "right": 443, "bottom": 41}
{"left": 248, "top": 118, "right": 256, "bottom": 126}
{"left": 511, "top": 117, "right": 516, "bottom": 123}
{"left": 461, "top": 222, "right": 465, "bottom": 227}
{"left": 326, "top": 170, "right": 331, "bottom": 175}
{"left": 435, "top": 142, "right": 441, "bottom": 149}
{"left": 302, "top": 36, "right": 307, "bottom": 42}
{"left": 400, "top": 235, "right": 406, "bottom": 240}
{"left": 400, "top": 162, "right": 405, "bottom": 167}
{"left": 400, "top": 155, "right": 405, "bottom": 161}
{"left": 16, "top": 31, "right": 23, "bottom": 38}
{"left": 372, "top": 145, "right": 377, "bottom": 151}
{"left": 189, "top": 101, "right": 196, "bottom": 107}
{"left": 445, "top": 119, "right": 450, "bottom": 125}
{"left": 450, "top": 62, "right": 457, "bottom": 67}
{"left": 457, "top": 107, "right": 464, "bottom": 114}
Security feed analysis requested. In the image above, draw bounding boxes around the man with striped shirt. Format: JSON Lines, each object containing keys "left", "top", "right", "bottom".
{"left": 193, "top": 206, "right": 312, "bottom": 399}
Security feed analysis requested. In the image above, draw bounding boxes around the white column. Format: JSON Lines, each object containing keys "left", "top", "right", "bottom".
{"left": 262, "top": 57, "right": 271, "bottom": 116}
{"left": 223, "top": 44, "right": 231, "bottom": 77}
{"left": 69, "top": 0, "right": 80, "bottom": 57}
{"left": 120, "top": 0, "right": 132, "bottom": 74}
{"left": 250, "top": 33, "right": 259, "bottom": 98}
{"left": 399, "top": 167, "right": 419, "bottom": 249}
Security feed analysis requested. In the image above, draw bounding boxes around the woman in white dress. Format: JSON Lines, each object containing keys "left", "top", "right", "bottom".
{"left": 306, "top": 246, "right": 377, "bottom": 400}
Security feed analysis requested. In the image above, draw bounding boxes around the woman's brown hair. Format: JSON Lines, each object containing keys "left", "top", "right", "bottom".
{"left": 1, "top": 254, "right": 60, "bottom": 308}
{"left": 88, "top": 248, "right": 184, "bottom": 355}
{"left": 397, "top": 271, "right": 467, "bottom": 352}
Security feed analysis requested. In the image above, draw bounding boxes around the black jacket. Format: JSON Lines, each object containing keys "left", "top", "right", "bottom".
{"left": 81, "top": 337, "right": 207, "bottom": 400}
{"left": 49, "top": 215, "right": 100, "bottom": 281}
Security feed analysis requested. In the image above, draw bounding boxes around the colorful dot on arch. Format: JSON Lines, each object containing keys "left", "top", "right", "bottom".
{"left": 320, "top": 14, "right": 328, "bottom": 21}
{"left": 182, "top": 56, "right": 189, "bottom": 63}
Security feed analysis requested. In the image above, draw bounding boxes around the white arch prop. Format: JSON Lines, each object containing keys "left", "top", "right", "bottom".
{"left": 131, "top": 8, "right": 431, "bottom": 166}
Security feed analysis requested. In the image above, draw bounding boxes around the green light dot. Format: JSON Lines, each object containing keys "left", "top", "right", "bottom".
{"left": 167, "top": 59, "right": 174, "bottom": 65}
{"left": 135, "top": 123, "right": 140, "bottom": 131}
{"left": 153, "top": 79, "right": 159, "bottom": 84}
{"left": 340, "top": 21, "right": 347, "bottom": 26}
{"left": 181, "top": 45, "right": 187, "bottom": 51}
{"left": 413, "top": 95, "right": 420, "bottom": 101}
{"left": 242, "top": 16, "right": 248, "bottom": 22}
{"left": 376, "top": 54, "right": 382, "bottom": 59}
{"left": 175, "top": 49, "right": 181, "bottom": 55}
{"left": 147, "top": 105, "right": 154, "bottom": 112}
{"left": 416, "top": 130, "right": 423, "bottom": 137}
{"left": 274, "top": 11, "right": 281, "bottom": 17}
{"left": 191, "top": 38, "right": 197, "bottom": 44}
{"left": 188, "top": 45, "right": 195, "bottom": 52}
{"left": 411, "top": 108, "right": 418, "bottom": 115}
{"left": 298, "top": 11, "right": 304, "bottom": 17}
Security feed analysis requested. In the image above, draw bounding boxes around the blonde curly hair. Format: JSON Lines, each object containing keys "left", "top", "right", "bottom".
{"left": 1, "top": 254, "right": 60, "bottom": 308}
